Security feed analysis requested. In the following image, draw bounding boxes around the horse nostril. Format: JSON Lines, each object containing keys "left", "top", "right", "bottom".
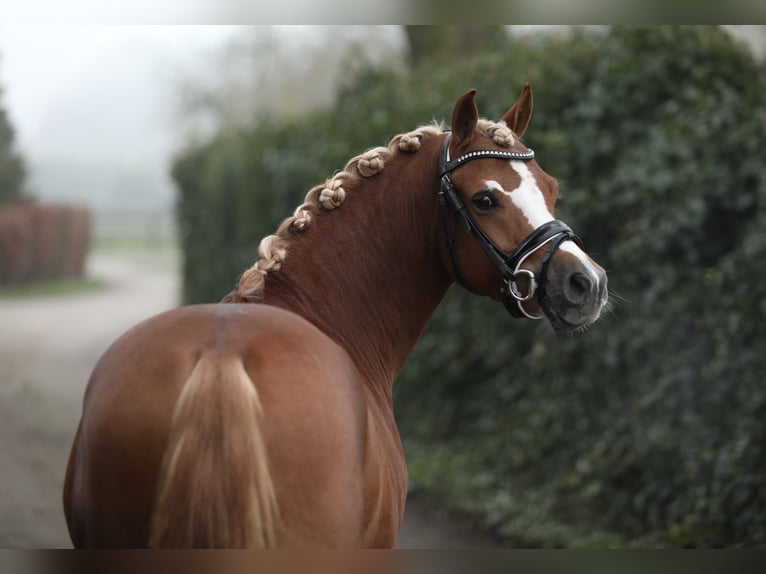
{"left": 565, "top": 271, "right": 592, "bottom": 305}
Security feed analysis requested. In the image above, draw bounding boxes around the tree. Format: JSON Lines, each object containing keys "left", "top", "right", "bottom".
{"left": 173, "top": 27, "right": 404, "bottom": 145}
{"left": 403, "top": 26, "right": 508, "bottom": 68}
{"left": 0, "top": 69, "right": 26, "bottom": 205}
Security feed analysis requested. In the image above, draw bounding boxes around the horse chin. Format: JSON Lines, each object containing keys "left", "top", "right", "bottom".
{"left": 540, "top": 299, "right": 596, "bottom": 334}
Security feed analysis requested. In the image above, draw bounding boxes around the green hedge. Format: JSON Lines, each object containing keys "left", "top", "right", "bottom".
{"left": 173, "top": 26, "right": 766, "bottom": 546}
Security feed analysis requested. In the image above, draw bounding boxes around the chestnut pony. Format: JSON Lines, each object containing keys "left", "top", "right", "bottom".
{"left": 64, "top": 85, "right": 607, "bottom": 548}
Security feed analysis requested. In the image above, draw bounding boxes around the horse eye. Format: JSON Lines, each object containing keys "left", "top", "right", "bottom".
{"left": 471, "top": 191, "right": 498, "bottom": 212}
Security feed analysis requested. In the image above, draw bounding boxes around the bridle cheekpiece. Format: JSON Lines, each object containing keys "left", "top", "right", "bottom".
{"left": 438, "top": 133, "right": 583, "bottom": 320}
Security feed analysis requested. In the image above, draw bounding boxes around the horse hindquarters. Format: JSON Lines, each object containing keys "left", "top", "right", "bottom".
{"left": 62, "top": 421, "right": 84, "bottom": 546}
{"left": 62, "top": 350, "right": 278, "bottom": 548}
{"left": 64, "top": 303, "right": 406, "bottom": 547}
{"left": 150, "top": 353, "right": 278, "bottom": 548}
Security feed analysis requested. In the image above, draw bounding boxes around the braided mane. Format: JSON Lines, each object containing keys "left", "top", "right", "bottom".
{"left": 223, "top": 119, "right": 515, "bottom": 303}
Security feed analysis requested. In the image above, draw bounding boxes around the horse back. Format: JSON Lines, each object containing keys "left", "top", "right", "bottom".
{"left": 64, "top": 303, "right": 406, "bottom": 547}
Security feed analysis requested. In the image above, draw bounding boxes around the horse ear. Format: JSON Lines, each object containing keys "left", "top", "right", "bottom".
{"left": 501, "top": 83, "right": 534, "bottom": 138}
{"left": 451, "top": 89, "right": 479, "bottom": 148}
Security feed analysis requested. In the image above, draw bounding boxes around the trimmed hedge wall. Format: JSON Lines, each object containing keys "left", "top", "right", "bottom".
{"left": 173, "top": 27, "right": 766, "bottom": 546}
{"left": 0, "top": 202, "right": 90, "bottom": 286}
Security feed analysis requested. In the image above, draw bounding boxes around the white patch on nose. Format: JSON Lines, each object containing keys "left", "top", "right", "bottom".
{"left": 486, "top": 162, "right": 602, "bottom": 284}
{"left": 560, "top": 241, "right": 602, "bottom": 284}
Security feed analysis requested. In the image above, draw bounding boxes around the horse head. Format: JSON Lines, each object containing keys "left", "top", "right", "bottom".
{"left": 439, "top": 85, "right": 608, "bottom": 332}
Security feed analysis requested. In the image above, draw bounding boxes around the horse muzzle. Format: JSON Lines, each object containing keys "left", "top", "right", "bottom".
{"left": 536, "top": 248, "right": 608, "bottom": 332}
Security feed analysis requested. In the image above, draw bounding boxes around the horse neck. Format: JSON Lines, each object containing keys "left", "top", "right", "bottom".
{"left": 262, "top": 137, "right": 451, "bottom": 401}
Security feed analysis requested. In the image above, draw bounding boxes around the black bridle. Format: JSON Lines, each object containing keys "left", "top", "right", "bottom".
{"left": 438, "top": 133, "right": 583, "bottom": 319}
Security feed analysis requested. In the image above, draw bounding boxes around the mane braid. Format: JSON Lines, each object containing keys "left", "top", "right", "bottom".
{"left": 222, "top": 119, "right": 514, "bottom": 303}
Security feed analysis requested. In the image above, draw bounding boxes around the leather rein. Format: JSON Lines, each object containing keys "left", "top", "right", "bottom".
{"left": 438, "top": 133, "right": 583, "bottom": 319}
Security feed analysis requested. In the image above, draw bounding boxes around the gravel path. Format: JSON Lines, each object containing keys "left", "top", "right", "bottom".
{"left": 0, "top": 252, "right": 179, "bottom": 548}
{"left": 0, "top": 251, "right": 498, "bottom": 548}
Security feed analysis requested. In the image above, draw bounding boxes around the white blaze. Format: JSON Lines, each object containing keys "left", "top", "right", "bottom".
{"left": 486, "top": 161, "right": 553, "bottom": 229}
{"left": 485, "top": 161, "right": 602, "bottom": 283}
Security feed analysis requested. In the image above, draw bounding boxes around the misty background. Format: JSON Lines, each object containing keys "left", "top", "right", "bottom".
{"left": 2, "top": 25, "right": 766, "bottom": 548}
{"left": 1, "top": 26, "right": 763, "bottom": 229}
{"left": 1, "top": 26, "right": 763, "bottom": 234}
{"left": 0, "top": 26, "right": 409, "bottom": 242}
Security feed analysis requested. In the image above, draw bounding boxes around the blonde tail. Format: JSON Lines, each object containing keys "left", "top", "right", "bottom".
{"left": 150, "top": 354, "right": 279, "bottom": 547}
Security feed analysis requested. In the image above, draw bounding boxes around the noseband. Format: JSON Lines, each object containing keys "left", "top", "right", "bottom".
{"left": 438, "top": 133, "right": 583, "bottom": 319}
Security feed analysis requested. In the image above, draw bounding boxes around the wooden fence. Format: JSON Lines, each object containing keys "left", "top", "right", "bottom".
{"left": 0, "top": 202, "right": 91, "bottom": 286}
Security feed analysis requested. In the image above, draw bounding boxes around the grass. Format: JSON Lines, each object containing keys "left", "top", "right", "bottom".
{"left": 92, "top": 220, "right": 181, "bottom": 274}
{"left": 0, "top": 217, "right": 179, "bottom": 300}
{"left": 0, "top": 276, "right": 105, "bottom": 299}
{"left": 404, "top": 438, "right": 639, "bottom": 548}
{"left": 0, "top": 243, "right": 179, "bottom": 301}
